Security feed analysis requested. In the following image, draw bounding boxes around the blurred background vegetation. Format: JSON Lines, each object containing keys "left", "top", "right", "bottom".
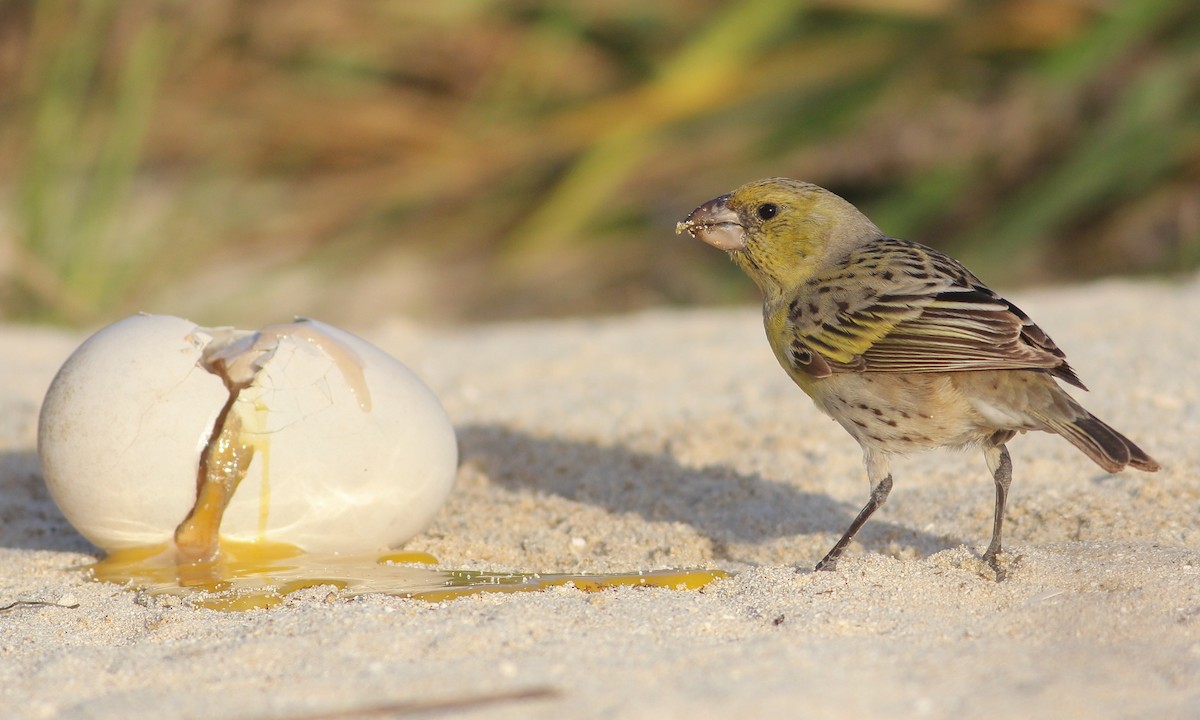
{"left": 1, "top": 0, "right": 1197, "bottom": 328}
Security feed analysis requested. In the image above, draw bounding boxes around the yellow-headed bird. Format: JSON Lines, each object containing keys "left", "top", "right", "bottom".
{"left": 677, "top": 177, "right": 1159, "bottom": 576}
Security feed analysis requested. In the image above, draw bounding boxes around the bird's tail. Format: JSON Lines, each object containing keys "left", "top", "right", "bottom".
{"left": 1034, "top": 407, "right": 1160, "bottom": 474}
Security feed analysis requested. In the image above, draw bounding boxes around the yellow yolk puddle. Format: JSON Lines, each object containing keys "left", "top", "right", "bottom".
{"left": 111, "top": 325, "right": 726, "bottom": 611}
{"left": 89, "top": 540, "right": 728, "bottom": 611}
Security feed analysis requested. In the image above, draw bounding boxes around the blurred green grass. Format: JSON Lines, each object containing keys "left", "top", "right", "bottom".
{"left": 1, "top": 0, "right": 1197, "bottom": 327}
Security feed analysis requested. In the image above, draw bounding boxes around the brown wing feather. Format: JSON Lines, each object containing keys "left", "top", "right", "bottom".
{"left": 785, "top": 238, "right": 1086, "bottom": 389}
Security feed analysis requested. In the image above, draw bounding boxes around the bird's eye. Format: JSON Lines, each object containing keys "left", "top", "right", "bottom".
{"left": 757, "top": 203, "right": 778, "bottom": 220}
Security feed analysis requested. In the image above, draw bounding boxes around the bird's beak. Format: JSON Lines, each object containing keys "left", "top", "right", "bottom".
{"left": 675, "top": 194, "right": 746, "bottom": 251}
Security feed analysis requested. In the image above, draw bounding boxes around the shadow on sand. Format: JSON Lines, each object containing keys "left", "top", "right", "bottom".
{"left": 1, "top": 427, "right": 958, "bottom": 563}
{"left": 456, "top": 424, "right": 955, "bottom": 564}
{"left": 0, "top": 449, "right": 92, "bottom": 553}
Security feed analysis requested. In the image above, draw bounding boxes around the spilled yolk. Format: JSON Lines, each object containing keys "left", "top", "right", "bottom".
{"left": 98, "top": 323, "right": 727, "bottom": 611}
{"left": 90, "top": 540, "right": 728, "bottom": 611}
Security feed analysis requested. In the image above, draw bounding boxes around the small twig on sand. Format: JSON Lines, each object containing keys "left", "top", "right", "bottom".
{"left": 277, "top": 686, "right": 562, "bottom": 719}
{"left": 0, "top": 599, "right": 81, "bottom": 613}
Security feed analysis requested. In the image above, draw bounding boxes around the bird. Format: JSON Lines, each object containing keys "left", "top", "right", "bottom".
{"left": 676, "top": 177, "right": 1159, "bottom": 577}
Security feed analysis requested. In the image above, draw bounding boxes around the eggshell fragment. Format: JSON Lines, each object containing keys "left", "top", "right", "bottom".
{"left": 38, "top": 314, "right": 458, "bottom": 554}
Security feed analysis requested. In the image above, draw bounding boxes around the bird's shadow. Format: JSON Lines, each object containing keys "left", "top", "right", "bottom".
{"left": 1, "top": 427, "right": 958, "bottom": 564}
{"left": 456, "top": 424, "right": 954, "bottom": 564}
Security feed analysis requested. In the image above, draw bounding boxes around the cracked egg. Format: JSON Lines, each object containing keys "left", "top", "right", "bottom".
{"left": 37, "top": 314, "right": 458, "bottom": 559}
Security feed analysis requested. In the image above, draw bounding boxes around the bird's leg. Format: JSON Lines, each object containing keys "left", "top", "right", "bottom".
{"left": 981, "top": 432, "right": 1015, "bottom": 578}
{"left": 814, "top": 451, "right": 892, "bottom": 572}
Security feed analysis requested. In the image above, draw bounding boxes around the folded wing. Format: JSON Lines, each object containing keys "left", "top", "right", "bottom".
{"left": 784, "top": 238, "right": 1086, "bottom": 390}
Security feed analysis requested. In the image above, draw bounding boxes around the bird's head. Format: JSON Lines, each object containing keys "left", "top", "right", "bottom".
{"left": 676, "top": 177, "right": 882, "bottom": 299}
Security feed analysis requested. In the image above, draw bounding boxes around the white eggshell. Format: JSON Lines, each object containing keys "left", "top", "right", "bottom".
{"left": 38, "top": 314, "right": 458, "bottom": 553}
{"left": 38, "top": 315, "right": 226, "bottom": 549}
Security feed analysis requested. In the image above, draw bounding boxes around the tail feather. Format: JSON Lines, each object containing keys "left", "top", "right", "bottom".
{"left": 1123, "top": 436, "right": 1161, "bottom": 472}
{"left": 1035, "top": 411, "right": 1160, "bottom": 474}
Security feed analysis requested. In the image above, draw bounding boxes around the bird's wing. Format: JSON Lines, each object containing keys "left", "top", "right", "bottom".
{"left": 782, "top": 238, "right": 1085, "bottom": 388}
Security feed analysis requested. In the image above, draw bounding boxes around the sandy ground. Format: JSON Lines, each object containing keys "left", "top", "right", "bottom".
{"left": 2, "top": 277, "right": 1198, "bottom": 720}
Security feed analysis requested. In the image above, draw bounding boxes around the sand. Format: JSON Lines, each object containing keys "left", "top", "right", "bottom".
{"left": 1, "top": 277, "right": 1198, "bottom": 719}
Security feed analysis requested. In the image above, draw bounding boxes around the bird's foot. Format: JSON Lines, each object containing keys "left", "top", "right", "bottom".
{"left": 810, "top": 554, "right": 839, "bottom": 573}
{"left": 980, "top": 546, "right": 1013, "bottom": 582}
